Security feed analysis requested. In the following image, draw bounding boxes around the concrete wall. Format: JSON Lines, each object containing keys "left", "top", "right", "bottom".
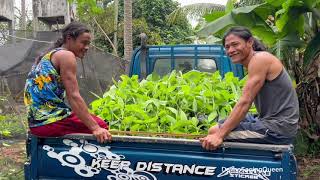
{"left": 33, "top": 0, "right": 69, "bottom": 18}
{"left": 0, "top": 0, "right": 14, "bottom": 21}
{"left": 33, "top": 0, "right": 73, "bottom": 27}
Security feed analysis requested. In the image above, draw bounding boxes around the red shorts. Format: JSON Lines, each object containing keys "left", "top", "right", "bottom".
{"left": 30, "top": 112, "right": 108, "bottom": 137}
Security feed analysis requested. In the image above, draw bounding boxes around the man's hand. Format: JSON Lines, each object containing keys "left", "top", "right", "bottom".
{"left": 199, "top": 132, "right": 224, "bottom": 151}
{"left": 92, "top": 127, "right": 112, "bottom": 143}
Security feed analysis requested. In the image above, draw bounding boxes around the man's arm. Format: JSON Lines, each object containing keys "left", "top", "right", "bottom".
{"left": 55, "top": 50, "right": 111, "bottom": 142}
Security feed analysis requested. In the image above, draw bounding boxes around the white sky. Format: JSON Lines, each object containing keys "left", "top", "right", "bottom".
{"left": 14, "top": 0, "right": 33, "bottom": 18}
{"left": 177, "top": 0, "right": 228, "bottom": 6}
{"left": 14, "top": 0, "right": 32, "bottom": 10}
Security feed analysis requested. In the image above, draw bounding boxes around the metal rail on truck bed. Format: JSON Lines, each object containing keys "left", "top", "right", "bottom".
{"left": 64, "top": 134, "right": 293, "bottom": 152}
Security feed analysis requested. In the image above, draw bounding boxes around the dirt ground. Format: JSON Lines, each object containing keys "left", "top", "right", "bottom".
{"left": 0, "top": 139, "right": 319, "bottom": 180}
{"left": 297, "top": 156, "right": 320, "bottom": 180}
{"left": 0, "top": 140, "right": 25, "bottom": 179}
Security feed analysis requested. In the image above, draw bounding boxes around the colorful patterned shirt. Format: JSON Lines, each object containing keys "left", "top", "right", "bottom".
{"left": 24, "top": 48, "right": 72, "bottom": 127}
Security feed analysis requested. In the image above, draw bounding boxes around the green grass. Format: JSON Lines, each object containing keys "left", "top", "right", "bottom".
{"left": 0, "top": 141, "right": 26, "bottom": 180}
{"left": 301, "top": 164, "right": 320, "bottom": 179}
{"left": 0, "top": 158, "right": 25, "bottom": 180}
{"left": 0, "top": 113, "right": 27, "bottom": 139}
{"left": 0, "top": 98, "right": 27, "bottom": 179}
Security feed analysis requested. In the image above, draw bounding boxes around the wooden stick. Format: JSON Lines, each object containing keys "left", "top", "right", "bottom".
{"left": 109, "top": 130, "right": 206, "bottom": 139}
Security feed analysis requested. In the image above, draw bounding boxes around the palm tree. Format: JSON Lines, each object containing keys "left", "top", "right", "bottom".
{"left": 124, "top": 0, "right": 133, "bottom": 63}
{"left": 167, "top": 3, "right": 225, "bottom": 25}
{"left": 113, "top": 0, "right": 119, "bottom": 55}
{"left": 235, "top": 0, "right": 265, "bottom": 7}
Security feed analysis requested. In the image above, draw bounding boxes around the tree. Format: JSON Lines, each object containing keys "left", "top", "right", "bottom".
{"left": 113, "top": 0, "right": 119, "bottom": 55}
{"left": 235, "top": 0, "right": 265, "bottom": 7}
{"left": 167, "top": 3, "right": 225, "bottom": 25}
{"left": 165, "top": 0, "right": 266, "bottom": 44}
{"left": 124, "top": 0, "right": 133, "bottom": 62}
{"left": 69, "top": 0, "right": 193, "bottom": 58}
{"left": 68, "top": 0, "right": 118, "bottom": 55}
{"left": 132, "top": 0, "right": 193, "bottom": 45}
{"left": 166, "top": 0, "right": 238, "bottom": 44}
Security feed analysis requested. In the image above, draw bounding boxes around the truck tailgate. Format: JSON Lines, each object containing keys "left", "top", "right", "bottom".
{"left": 25, "top": 134, "right": 297, "bottom": 180}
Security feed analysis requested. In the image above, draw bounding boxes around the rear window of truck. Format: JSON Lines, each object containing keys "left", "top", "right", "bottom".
{"left": 153, "top": 58, "right": 217, "bottom": 76}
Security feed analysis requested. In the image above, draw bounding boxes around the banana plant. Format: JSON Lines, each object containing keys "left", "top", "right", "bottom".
{"left": 198, "top": 2, "right": 278, "bottom": 46}
{"left": 166, "top": 3, "right": 226, "bottom": 25}
{"left": 198, "top": 0, "right": 320, "bottom": 56}
{"left": 166, "top": 0, "right": 240, "bottom": 44}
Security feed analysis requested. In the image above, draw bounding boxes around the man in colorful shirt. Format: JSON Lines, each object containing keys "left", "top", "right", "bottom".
{"left": 24, "top": 22, "right": 111, "bottom": 143}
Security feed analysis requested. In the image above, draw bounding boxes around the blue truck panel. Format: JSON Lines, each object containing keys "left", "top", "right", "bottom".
{"left": 25, "top": 135, "right": 297, "bottom": 180}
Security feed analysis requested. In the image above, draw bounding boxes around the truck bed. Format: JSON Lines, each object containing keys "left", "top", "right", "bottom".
{"left": 24, "top": 134, "right": 297, "bottom": 180}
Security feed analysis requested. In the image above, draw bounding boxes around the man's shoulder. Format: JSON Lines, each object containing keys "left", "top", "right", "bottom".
{"left": 50, "top": 50, "right": 77, "bottom": 72}
{"left": 247, "top": 52, "right": 275, "bottom": 74}
{"left": 251, "top": 51, "right": 279, "bottom": 66}
{"left": 53, "top": 50, "right": 76, "bottom": 60}
{"left": 52, "top": 50, "right": 76, "bottom": 66}
{"left": 254, "top": 51, "right": 276, "bottom": 60}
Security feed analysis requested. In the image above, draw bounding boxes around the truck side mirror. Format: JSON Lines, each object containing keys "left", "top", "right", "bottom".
{"left": 139, "top": 33, "right": 147, "bottom": 48}
{"left": 139, "top": 33, "right": 148, "bottom": 80}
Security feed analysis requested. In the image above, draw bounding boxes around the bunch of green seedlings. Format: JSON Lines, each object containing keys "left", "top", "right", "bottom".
{"left": 91, "top": 70, "right": 256, "bottom": 135}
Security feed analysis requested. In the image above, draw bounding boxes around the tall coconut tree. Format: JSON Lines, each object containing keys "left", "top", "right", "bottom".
{"left": 124, "top": 0, "right": 133, "bottom": 62}
{"left": 167, "top": 0, "right": 264, "bottom": 43}
{"left": 113, "top": 0, "right": 119, "bottom": 55}
{"left": 166, "top": 1, "right": 228, "bottom": 44}
{"left": 167, "top": 0, "right": 265, "bottom": 25}
{"left": 235, "top": 0, "right": 265, "bottom": 7}
{"left": 167, "top": 3, "right": 225, "bottom": 25}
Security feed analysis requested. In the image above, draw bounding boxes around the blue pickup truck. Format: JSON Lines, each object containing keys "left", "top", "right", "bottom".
{"left": 24, "top": 44, "right": 297, "bottom": 180}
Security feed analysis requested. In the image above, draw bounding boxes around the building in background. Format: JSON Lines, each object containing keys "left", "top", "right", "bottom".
{"left": 33, "top": 0, "right": 76, "bottom": 31}
{"left": 0, "top": 0, "right": 14, "bottom": 35}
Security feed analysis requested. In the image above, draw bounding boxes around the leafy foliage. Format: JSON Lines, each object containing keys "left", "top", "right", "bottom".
{"left": 0, "top": 114, "right": 27, "bottom": 138}
{"left": 198, "top": 0, "right": 320, "bottom": 53}
{"left": 303, "top": 32, "right": 320, "bottom": 68}
{"left": 198, "top": 3, "right": 277, "bottom": 46}
{"left": 0, "top": 97, "right": 27, "bottom": 139}
{"left": 91, "top": 71, "right": 254, "bottom": 135}
{"left": 70, "top": 0, "right": 193, "bottom": 55}
{"left": 130, "top": 0, "right": 193, "bottom": 45}
{"left": 167, "top": 3, "right": 225, "bottom": 25}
